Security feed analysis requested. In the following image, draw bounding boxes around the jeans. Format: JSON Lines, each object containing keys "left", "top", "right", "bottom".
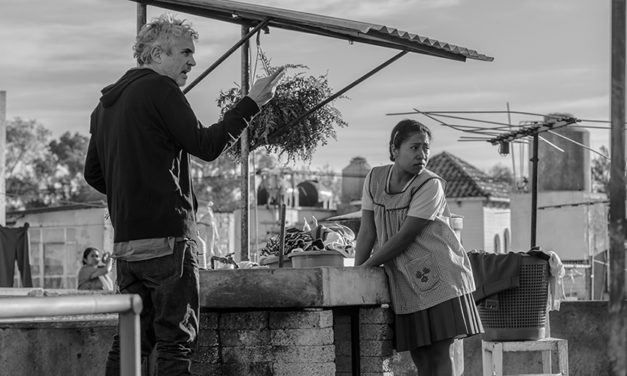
{"left": 105, "top": 240, "right": 199, "bottom": 376}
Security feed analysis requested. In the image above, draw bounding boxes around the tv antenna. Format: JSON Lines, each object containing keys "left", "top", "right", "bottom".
{"left": 388, "top": 107, "right": 612, "bottom": 248}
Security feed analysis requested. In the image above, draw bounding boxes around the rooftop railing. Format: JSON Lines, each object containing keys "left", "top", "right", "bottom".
{"left": 0, "top": 294, "right": 142, "bottom": 376}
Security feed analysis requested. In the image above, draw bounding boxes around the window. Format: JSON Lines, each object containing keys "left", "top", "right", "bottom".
{"left": 503, "top": 229, "right": 510, "bottom": 253}
{"left": 29, "top": 227, "right": 80, "bottom": 289}
{"left": 493, "top": 234, "right": 501, "bottom": 254}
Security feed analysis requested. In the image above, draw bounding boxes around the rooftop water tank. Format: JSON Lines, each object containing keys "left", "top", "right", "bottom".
{"left": 534, "top": 113, "right": 591, "bottom": 192}
{"left": 297, "top": 180, "right": 331, "bottom": 207}
{"left": 341, "top": 157, "right": 371, "bottom": 203}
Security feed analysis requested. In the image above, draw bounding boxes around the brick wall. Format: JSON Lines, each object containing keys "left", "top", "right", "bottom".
{"left": 193, "top": 309, "right": 336, "bottom": 376}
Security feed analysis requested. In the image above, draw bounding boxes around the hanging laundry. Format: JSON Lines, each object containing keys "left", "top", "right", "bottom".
{"left": 0, "top": 223, "right": 33, "bottom": 287}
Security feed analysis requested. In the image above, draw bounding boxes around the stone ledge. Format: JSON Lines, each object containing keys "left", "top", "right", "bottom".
{"left": 199, "top": 266, "right": 390, "bottom": 309}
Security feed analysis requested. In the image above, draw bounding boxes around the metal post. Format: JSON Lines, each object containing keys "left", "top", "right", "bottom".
{"left": 530, "top": 133, "right": 539, "bottom": 248}
{"left": 278, "top": 203, "right": 286, "bottom": 267}
{"left": 0, "top": 90, "right": 6, "bottom": 226}
{"left": 240, "top": 24, "right": 251, "bottom": 261}
{"left": 119, "top": 308, "right": 142, "bottom": 376}
{"left": 268, "top": 50, "right": 408, "bottom": 140}
{"left": 183, "top": 19, "right": 270, "bottom": 95}
{"left": 609, "top": 0, "right": 626, "bottom": 374}
{"left": 137, "top": 3, "right": 146, "bottom": 34}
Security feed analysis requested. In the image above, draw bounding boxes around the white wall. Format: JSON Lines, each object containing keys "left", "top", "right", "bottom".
{"left": 510, "top": 191, "right": 608, "bottom": 261}
{"left": 482, "top": 205, "right": 511, "bottom": 253}
{"left": 447, "top": 199, "right": 485, "bottom": 251}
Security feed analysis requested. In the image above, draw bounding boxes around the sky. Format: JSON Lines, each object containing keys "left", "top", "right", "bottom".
{"left": 0, "top": 0, "right": 614, "bottom": 179}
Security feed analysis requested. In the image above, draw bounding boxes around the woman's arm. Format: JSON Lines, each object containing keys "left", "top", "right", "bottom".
{"left": 88, "top": 252, "right": 113, "bottom": 279}
{"left": 362, "top": 216, "right": 431, "bottom": 267}
{"left": 354, "top": 210, "right": 376, "bottom": 266}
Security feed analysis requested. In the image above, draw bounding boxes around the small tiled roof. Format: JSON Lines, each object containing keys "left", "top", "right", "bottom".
{"left": 428, "top": 151, "right": 510, "bottom": 200}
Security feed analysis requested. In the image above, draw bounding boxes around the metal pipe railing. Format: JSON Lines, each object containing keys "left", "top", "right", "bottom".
{"left": 0, "top": 294, "right": 142, "bottom": 376}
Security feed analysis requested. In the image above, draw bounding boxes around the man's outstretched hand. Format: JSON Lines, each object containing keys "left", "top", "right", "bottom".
{"left": 248, "top": 67, "right": 286, "bottom": 107}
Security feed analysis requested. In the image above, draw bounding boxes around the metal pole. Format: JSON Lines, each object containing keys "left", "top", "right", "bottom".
{"left": 183, "top": 19, "right": 270, "bottom": 94}
{"left": 136, "top": 3, "right": 146, "bottom": 35}
{"left": 278, "top": 203, "right": 286, "bottom": 267}
{"left": 0, "top": 90, "right": 6, "bottom": 226}
{"left": 609, "top": 0, "right": 626, "bottom": 374}
{"left": 530, "top": 133, "right": 539, "bottom": 248}
{"left": 267, "top": 50, "right": 408, "bottom": 140}
{"left": 119, "top": 310, "right": 142, "bottom": 376}
{"left": 239, "top": 24, "right": 251, "bottom": 261}
{"left": 506, "top": 102, "right": 517, "bottom": 181}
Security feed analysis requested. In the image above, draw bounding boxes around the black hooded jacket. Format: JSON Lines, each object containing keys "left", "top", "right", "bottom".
{"left": 84, "top": 68, "right": 259, "bottom": 242}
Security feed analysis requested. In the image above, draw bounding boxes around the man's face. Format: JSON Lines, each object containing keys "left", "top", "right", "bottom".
{"left": 157, "top": 36, "right": 196, "bottom": 86}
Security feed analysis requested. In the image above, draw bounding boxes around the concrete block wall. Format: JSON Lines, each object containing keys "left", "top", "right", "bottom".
{"left": 193, "top": 309, "right": 335, "bottom": 376}
{"left": 334, "top": 306, "right": 395, "bottom": 376}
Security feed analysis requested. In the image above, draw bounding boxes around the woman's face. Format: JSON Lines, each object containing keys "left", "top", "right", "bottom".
{"left": 85, "top": 250, "right": 101, "bottom": 266}
{"left": 394, "top": 131, "right": 431, "bottom": 176}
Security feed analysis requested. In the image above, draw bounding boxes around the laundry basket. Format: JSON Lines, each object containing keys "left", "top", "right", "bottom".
{"left": 477, "top": 254, "right": 550, "bottom": 341}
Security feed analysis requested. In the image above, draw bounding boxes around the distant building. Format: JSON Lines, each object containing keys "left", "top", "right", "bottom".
{"left": 428, "top": 151, "right": 511, "bottom": 253}
{"left": 6, "top": 204, "right": 112, "bottom": 289}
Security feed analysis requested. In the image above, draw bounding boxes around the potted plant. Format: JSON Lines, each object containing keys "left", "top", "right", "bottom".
{"left": 216, "top": 52, "right": 348, "bottom": 163}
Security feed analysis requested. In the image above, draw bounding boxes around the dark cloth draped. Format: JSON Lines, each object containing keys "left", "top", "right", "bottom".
{"left": 0, "top": 223, "right": 33, "bottom": 287}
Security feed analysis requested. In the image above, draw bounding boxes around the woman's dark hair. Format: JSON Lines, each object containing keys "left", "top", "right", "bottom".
{"left": 82, "top": 247, "right": 99, "bottom": 265}
{"left": 388, "top": 119, "right": 432, "bottom": 161}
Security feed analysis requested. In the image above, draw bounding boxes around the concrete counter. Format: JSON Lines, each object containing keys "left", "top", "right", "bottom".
{"left": 199, "top": 266, "right": 390, "bottom": 309}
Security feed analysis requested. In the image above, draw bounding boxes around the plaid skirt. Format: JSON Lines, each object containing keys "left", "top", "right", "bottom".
{"left": 393, "top": 293, "right": 483, "bottom": 352}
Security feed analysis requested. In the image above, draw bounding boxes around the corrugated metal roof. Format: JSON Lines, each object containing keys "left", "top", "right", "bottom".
{"left": 428, "top": 151, "right": 510, "bottom": 200}
{"left": 131, "top": 0, "right": 493, "bottom": 62}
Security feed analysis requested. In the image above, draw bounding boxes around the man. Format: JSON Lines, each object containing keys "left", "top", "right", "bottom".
{"left": 84, "top": 14, "right": 284, "bottom": 375}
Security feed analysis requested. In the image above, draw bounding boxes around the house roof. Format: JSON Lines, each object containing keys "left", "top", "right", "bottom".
{"left": 428, "top": 151, "right": 510, "bottom": 200}
{"left": 131, "top": 0, "right": 493, "bottom": 62}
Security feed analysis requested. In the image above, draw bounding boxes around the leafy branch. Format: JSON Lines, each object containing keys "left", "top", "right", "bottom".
{"left": 217, "top": 52, "right": 348, "bottom": 162}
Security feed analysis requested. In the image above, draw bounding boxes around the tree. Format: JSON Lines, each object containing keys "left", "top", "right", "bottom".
{"left": 48, "top": 131, "right": 106, "bottom": 204}
{"left": 591, "top": 145, "right": 610, "bottom": 193}
{"left": 5, "top": 118, "right": 55, "bottom": 209}
{"left": 487, "top": 163, "right": 515, "bottom": 187}
{"left": 5, "top": 118, "right": 103, "bottom": 210}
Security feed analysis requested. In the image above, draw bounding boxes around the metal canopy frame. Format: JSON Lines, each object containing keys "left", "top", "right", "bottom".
{"left": 130, "top": 0, "right": 493, "bottom": 261}
{"left": 132, "top": 0, "right": 493, "bottom": 62}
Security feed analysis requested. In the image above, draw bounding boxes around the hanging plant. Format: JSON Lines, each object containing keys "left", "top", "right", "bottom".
{"left": 217, "top": 52, "right": 348, "bottom": 162}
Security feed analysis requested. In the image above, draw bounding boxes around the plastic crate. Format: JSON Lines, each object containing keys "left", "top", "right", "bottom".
{"left": 477, "top": 254, "right": 549, "bottom": 341}
{"left": 288, "top": 250, "right": 344, "bottom": 268}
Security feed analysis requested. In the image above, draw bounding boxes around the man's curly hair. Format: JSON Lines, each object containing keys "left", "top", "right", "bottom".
{"left": 133, "top": 13, "right": 199, "bottom": 66}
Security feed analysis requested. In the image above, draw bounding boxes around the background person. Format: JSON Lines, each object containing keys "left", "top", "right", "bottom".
{"left": 84, "top": 13, "right": 284, "bottom": 376}
{"left": 77, "top": 247, "right": 114, "bottom": 291}
{"left": 198, "top": 201, "right": 219, "bottom": 265}
{"left": 354, "top": 119, "right": 483, "bottom": 376}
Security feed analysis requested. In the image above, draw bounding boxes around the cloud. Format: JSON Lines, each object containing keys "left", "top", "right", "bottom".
{"left": 1, "top": 0, "right": 612, "bottom": 173}
{"left": 253, "top": 0, "right": 459, "bottom": 20}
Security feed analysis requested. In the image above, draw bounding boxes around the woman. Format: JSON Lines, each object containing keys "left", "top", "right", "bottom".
{"left": 355, "top": 119, "right": 482, "bottom": 376}
{"left": 77, "top": 247, "right": 114, "bottom": 291}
